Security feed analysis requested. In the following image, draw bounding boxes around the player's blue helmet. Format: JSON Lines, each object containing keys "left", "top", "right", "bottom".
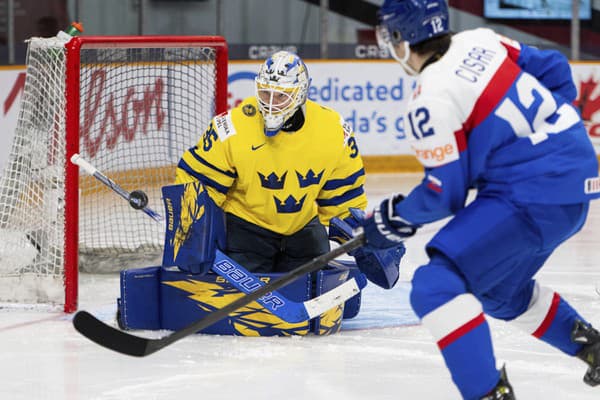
{"left": 377, "top": 0, "right": 449, "bottom": 47}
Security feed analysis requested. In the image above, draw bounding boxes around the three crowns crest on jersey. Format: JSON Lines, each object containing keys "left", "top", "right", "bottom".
{"left": 258, "top": 171, "right": 287, "bottom": 189}
{"left": 296, "top": 169, "right": 324, "bottom": 187}
{"left": 274, "top": 194, "right": 307, "bottom": 213}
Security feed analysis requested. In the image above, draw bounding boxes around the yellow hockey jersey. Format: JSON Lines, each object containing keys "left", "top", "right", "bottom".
{"left": 175, "top": 97, "right": 367, "bottom": 235}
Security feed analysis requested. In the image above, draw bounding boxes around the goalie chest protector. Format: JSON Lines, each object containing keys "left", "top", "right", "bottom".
{"left": 117, "top": 265, "right": 362, "bottom": 336}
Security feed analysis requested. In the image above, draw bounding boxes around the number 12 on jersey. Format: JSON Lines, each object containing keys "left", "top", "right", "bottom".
{"left": 494, "top": 73, "right": 579, "bottom": 145}
{"left": 408, "top": 107, "right": 435, "bottom": 140}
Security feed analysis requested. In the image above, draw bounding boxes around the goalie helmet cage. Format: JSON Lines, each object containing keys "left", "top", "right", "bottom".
{"left": 0, "top": 35, "right": 228, "bottom": 313}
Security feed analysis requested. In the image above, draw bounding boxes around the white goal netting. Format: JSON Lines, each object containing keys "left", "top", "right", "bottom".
{"left": 0, "top": 35, "right": 226, "bottom": 310}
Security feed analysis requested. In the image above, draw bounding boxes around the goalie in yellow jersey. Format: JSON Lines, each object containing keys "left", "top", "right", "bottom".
{"left": 115, "top": 52, "right": 407, "bottom": 335}
{"left": 165, "top": 51, "right": 405, "bottom": 289}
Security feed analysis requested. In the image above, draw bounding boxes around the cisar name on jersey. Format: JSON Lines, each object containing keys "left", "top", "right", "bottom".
{"left": 455, "top": 46, "right": 497, "bottom": 83}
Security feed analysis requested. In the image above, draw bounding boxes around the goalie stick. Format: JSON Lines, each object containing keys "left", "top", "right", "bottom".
{"left": 73, "top": 233, "right": 365, "bottom": 357}
{"left": 70, "top": 154, "right": 364, "bottom": 323}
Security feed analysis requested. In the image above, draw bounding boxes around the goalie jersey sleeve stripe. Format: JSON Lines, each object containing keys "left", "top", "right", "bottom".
{"left": 322, "top": 168, "right": 365, "bottom": 190}
{"left": 176, "top": 160, "right": 230, "bottom": 194}
{"left": 187, "top": 147, "right": 237, "bottom": 179}
{"left": 317, "top": 186, "right": 365, "bottom": 207}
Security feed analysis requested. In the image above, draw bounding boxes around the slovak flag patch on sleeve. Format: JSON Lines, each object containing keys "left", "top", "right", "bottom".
{"left": 426, "top": 174, "right": 443, "bottom": 193}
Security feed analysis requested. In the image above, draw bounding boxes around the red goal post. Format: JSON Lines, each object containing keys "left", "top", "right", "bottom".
{"left": 0, "top": 35, "right": 228, "bottom": 312}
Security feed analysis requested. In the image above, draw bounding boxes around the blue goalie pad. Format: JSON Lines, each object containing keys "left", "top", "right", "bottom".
{"left": 162, "top": 182, "right": 226, "bottom": 275}
{"left": 118, "top": 262, "right": 363, "bottom": 336}
{"left": 117, "top": 266, "right": 161, "bottom": 330}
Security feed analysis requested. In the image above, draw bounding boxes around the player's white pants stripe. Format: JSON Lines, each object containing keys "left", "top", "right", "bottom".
{"left": 510, "top": 283, "right": 559, "bottom": 337}
{"left": 421, "top": 293, "right": 484, "bottom": 349}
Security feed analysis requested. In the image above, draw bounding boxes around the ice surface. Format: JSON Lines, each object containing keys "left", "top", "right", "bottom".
{"left": 0, "top": 174, "right": 599, "bottom": 399}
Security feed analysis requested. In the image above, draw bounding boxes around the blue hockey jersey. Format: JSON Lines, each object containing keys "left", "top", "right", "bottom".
{"left": 396, "top": 28, "right": 600, "bottom": 225}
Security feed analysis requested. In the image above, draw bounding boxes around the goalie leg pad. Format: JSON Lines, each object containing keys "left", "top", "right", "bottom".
{"left": 162, "top": 182, "right": 226, "bottom": 275}
{"left": 327, "top": 259, "right": 367, "bottom": 320}
{"left": 117, "top": 266, "right": 161, "bottom": 330}
{"left": 341, "top": 264, "right": 367, "bottom": 320}
{"left": 160, "top": 267, "right": 315, "bottom": 336}
{"left": 118, "top": 265, "right": 355, "bottom": 336}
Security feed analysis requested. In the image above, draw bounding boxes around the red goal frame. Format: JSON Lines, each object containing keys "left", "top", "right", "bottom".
{"left": 62, "top": 36, "right": 228, "bottom": 312}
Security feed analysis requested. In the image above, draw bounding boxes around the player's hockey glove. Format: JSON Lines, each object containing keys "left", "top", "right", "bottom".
{"left": 361, "top": 194, "right": 419, "bottom": 250}
{"left": 329, "top": 208, "right": 404, "bottom": 289}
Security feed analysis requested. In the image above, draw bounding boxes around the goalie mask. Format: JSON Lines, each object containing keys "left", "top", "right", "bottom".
{"left": 376, "top": 0, "right": 449, "bottom": 75}
{"left": 255, "top": 51, "right": 311, "bottom": 137}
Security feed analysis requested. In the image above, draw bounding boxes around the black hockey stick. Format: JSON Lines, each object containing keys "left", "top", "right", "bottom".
{"left": 73, "top": 232, "right": 365, "bottom": 357}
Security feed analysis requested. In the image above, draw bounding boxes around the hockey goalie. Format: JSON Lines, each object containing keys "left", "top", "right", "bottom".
{"left": 117, "top": 51, "right": 406, "bottom": 336}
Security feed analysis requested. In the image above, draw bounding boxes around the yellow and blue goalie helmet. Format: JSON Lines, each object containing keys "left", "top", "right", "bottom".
{"left": 255, "top": 51, "right": 311, "bottom": 136}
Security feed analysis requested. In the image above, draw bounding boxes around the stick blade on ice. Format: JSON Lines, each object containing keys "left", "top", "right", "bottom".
{"left": 73, "top": 311, "right": 151, "bottom": 357}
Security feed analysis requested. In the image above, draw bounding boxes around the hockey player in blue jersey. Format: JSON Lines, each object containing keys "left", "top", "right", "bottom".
{"left": 355, "top": 0, "right": 600, "bottom": 399}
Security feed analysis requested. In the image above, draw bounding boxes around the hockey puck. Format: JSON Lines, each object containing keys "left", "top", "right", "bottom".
{"left": 129, "top": 190, "right": 148, "bottom": 210}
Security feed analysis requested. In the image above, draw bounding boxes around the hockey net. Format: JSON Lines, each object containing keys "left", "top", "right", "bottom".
{"left": 0, "top": 35, "right": 227, "bottom": 312}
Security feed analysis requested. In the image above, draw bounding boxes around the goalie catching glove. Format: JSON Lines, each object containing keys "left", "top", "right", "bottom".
{"left": 329, "top": 208, "right": 405, "bottom": 289}
{"left": 162, "top": 181, "right": 226, "bottom": 275}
